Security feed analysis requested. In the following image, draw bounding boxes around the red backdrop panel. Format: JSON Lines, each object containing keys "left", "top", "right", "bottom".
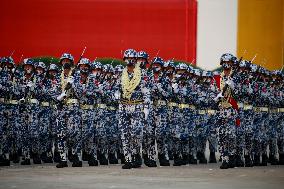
{"left": 0, "top": 0, "right": 197, "bottom": 64}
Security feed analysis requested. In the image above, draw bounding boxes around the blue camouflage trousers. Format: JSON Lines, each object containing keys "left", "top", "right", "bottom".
{"left": 105, "top": 108, "right": 119, "bottom": 155}
{"left": 20, "top": 103, "right": 40, "bottom": 159}
{"left": 277, "top": 112, "right": 284, "bottom": 154}
{"left": 57, "top": 104, "right": 81, "bottom": 161}
{"left": 39, "top": 106, "right": 53, "bottom": 157}
{"left": 253, "top": 112, "right": 269, "bottom": 156}
{"left": 142, "top": 104, "right": 156, "bottom": 160}
{"left": 195, "top": 111, "right": 209, "bottom": 154}
{"left": 170, "top": 106, "right": 182, "bottom": 157}
{"left": 118, "top": 103, "right": 144, "bottom": 163}
{"left": 181, "top": 108, "right": 195, "bottom": 157}
{"left": 154, "top": 105, "right": 169, "bottom": 159}
{"left": 81, "top": 108, "right": 96, "bottom": 159}
{"left": 6, "top": 104, "right": 20, "bottom": 156}
{"left": 217, "top": 107, "right": 237, "bottom": 162}
{"left": 0, "top": 103, "right": 9, "bottom": 157}
{"left": 95, "top": 106, "right": 108, "bottom": 158}
{"left": 242, "top": 109, "right": 254, "bottom": 157}
{"left": 207, "top": 112, "right": 218, "bottom": 153}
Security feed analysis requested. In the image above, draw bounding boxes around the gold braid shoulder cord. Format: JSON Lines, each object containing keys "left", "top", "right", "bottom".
{"left": 121, "top": 62, "right": 141, "bottom": 100}
{"left": 220, "top": 70, "right": 232, "bottom": 105}
{"left": 60, "top": 67, "right": 74, "bottom": 92}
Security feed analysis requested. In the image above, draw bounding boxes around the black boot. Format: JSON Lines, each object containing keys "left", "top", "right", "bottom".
{"left": 0, "top": 158, "right": 10, "bottom": 166}
{"left": 244, "top": 155, "right": 253, "bottom": 167}
{"left": 56, "top": 161, "right": 68, "bottom": 168}
{"left": 145, "top": 159, "right": 157, "bottom": 167}
{"left": 33, "top": 153, "right": 42, "bottom": 164}
{"left": 209, "top": 152, "right": 217, "bottom": 163}
{"left": 188, "top": 155, "right": 197, "bottom": 164}
{"left": 21, "top": 159, "right": 31, "bottom": 165}
{"left": 168, "top": 151, "right": 174, "bottom": 161}
{"left": 132, "top": 154, "right": 142, "bottom": 168}
{"left": 68, "top": 150, "right": 74, "bottom": 162}
{"left": 270, "top": 155, "right": 279, "bottom": 165}
{"left": 220, "top": 161, "right": 229, "bottom": 169}
{"left": 197, "top": 151, "right": 202, "bottom": 160}
{"left": 72, "top": 155, "right": 83, "bottom": 167}
{"left": 109, "top": 153, "right": 118, "bottom": 164}
{"left": 254, "top": 154, "right": 261, "bottom": 166}
{"left": 53, "top": 151, "right": 61, "bottom": 163}
{"left": 182, "top": 154, "right": 189, "bottom": 165}
{"left": 260, "top": 154, "right": 268, "bottom": 166}
{"left": 122, "top": 162, "right": 132, "bottom": 169}
{"left": 121, "top": 154, "right": 126, "bottom": 164}
{"left": 43, "top": 152, "right": 53, "bottom": 163}
{"left": 235, "top": 155, "right": 244, "bottom": 167}
{"left": 12, "top": 153, "right": 20, "bottom": 164}
{"left": 88, "top": 157, "right": 98, "bottom": 166}
{"left": 82, "top": 150, "right": 90, "bottom": 161}
{"left": 173, "top": 154, "right": 183, "bottom": 166}
{"left": 99, "top": 154, "right": 108, "bottom": 165}
{"left": 279, "top": 153, "right": 284, "bottom": 165}
{"left": 159, "top": 154, "right": 170, "bottom": 166}
{"left": 228, "top": 155, "right": 236, "bottom": 168}
{"left": 199, "top": 152, "right": 207, "bottom": 164}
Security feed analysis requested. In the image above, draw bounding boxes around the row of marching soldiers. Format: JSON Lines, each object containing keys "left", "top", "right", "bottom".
{"left": 0, "top": 49, "right": 283, "bottom": 169}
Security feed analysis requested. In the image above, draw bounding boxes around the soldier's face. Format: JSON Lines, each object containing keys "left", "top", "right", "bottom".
{"left": 62, "top": 59, "right": 72, "bottom": 69}
{"left": 36, "top": 67, "right": 44, "bottom": 75}
{"left": 48, "top": 70, "right": 57, "bottom": 78}
{"left": 24, "top": 65, "right": 34, "bottom": 74}
{"left": 125, "top": 57, "right": 136, "bottom": 66}
{"left": 152, "top": 63, "right": 162, "bottom": 73}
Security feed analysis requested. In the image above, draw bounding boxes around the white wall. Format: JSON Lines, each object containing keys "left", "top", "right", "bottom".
{"left": 196, "top": 0, "right": 238, "bottom": 70}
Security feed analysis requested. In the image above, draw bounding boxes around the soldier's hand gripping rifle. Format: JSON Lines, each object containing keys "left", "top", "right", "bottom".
{"left": 64, "top": 46, "right": 87, "bottom": 91}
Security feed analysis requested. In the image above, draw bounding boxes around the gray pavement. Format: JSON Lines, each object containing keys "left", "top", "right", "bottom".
{"left": 1, "top": 162, "right": 284, "bottom": 189}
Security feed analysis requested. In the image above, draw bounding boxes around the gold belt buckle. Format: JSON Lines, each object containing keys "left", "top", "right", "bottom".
{"left": 207, "top": 110, "right": 215, "bottom": 115}
{"left": 66, "top": 99, "right": 78, "bottom": 105}
{"left": 29, "top": 99, "right": 39, "bottom": 104}
{"left": 10, "top": 100, "right": 18, "bottom": 105}
{"left": 41, "top": 102, "right": 50, "bottom": 107}
{"left": 97, "top": 104, "right": 107, "bottom": 109}
{"left": 199, "top": 110, "right": 206, "bottom": 115}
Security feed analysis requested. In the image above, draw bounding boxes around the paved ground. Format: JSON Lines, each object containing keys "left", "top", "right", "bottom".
{"left": 1, "top": 162, "right": 284, "bottom": 189}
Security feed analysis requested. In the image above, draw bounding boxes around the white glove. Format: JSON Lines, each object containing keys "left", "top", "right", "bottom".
{"left": 114, "top": 90, "right": 120, "bottom": 100}
{"left": 172, "top": 83, "right": 179, "bottom": 93}
{"left": 214, "top": 92, "right": 224, "bottom": 101}
{"left": 67, "top": 76, "right": 74, "bottom": 84}
{"left": 248, "top": 85, "right": 253, "bottom": 94}
{"left": 225, "top": 79, "right": 234, "bottom": 89}
{"left": 56, "top": 91, "right": 66, "bottom": 101}
{"left": 181, "top": 87, "right": 187, "bottom": 95}
{"left": 144, "top": 108, "right": 149, "bottom": 120}
{"left": 157, "top": 83, "right": 163, "bottom": 91}
{"left": 27, "top": 81, "right": 34, "bottom": 88}
{"left": 98, "top": 84, "right": 104, "bottom": 90}
{"left": 141, "top": 87, "right": 150, "bottom": 94}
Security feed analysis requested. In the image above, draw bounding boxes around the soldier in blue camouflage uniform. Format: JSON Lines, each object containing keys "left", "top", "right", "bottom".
{"left": 34, "top": 61, "right": 54, "bottom": 163}
{"left": 56, "top": 53, "right": 82, "bottom": 168}
{"left": 0, "top": 57, "right": 20, "bottom": 166}
{"left": 118, "top": 49, "right": 151, "bottom": 169}
{"left": 267, "top": 70, "right": 281, "bottom": 165}
{"left": 251, "top": 66, "right": 270, "bottom": 166}
{"left": 137, "top": 51, "right": 157, "bottom": 167}
{"left": 151, "top": 57, "right": 172, "bottom": 166}
{"left": 104, "top": 64, "right": 120, "bottom": 164}
{"left": 233, "top": 61, "right": 254, "bottom": 167}
{"left": 18, "top": 58, "right": 42, "bottom": 165}
{"left": 41, "top": 63, "right": 61, "bottom": 163}
{"left": 76, "top": 58, "right": 99, "bottom": 166}
{"left": 214, "top": 53, "right": 239, "bottom": 169}
{"left": 163, "top": 61, "right": 175, "bottom": 161}
{"left": 170, "top": 63, "right": 190, "bottom": 166}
